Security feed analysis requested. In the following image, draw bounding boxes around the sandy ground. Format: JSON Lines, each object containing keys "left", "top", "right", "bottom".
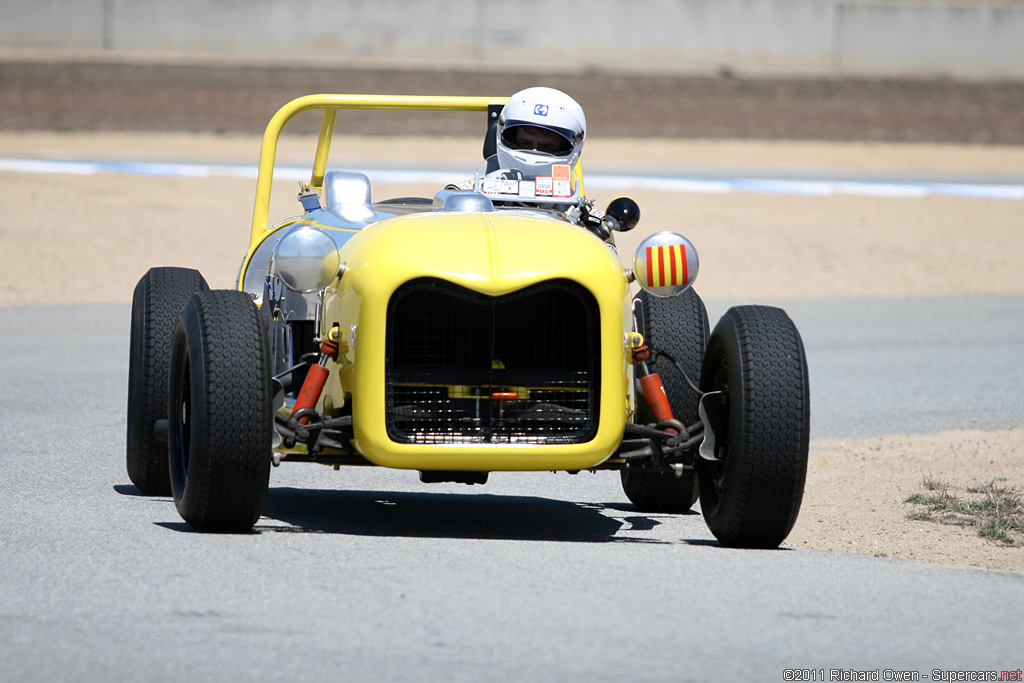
{"left": 1, "top": 131, "right": 1022, "bottom": 573}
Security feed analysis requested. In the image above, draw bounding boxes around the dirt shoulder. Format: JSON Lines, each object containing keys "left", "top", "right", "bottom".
{"left": 4, "top": 131, "right": 1022, "bottom": 302}
{"left": 2, "top": 129, "right": 1022, "bottom": 574}
{"left": 790, "top": 429, "right": 1024, "bottom": 573}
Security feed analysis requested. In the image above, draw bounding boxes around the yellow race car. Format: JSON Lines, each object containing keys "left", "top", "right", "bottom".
{"left": 126, "top": 94, "right": 810, "bottom": 547}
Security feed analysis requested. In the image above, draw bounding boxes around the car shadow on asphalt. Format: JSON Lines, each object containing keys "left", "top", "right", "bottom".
{"left": 119, "top": 483, "right": 705, "bottom": 544}
{"left": 113, "top": 484, "right": 155, "bottom": 497}
{"left": 248, "top": 487, "right": 688, "bottom": 543}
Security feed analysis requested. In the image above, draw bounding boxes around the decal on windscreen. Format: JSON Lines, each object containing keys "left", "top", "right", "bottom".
{"left": 552, "top": 165, "right": 571, "bottom": 198}
{"left": 535, "top": 176, "right": 553, "bottom": 196}
{"left": 482, "top": 165, "right": 573, "bottom": 198}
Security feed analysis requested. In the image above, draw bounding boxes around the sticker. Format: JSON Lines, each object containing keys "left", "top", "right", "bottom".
{"left": 482, "top": 177, "right": 501, "bottom": 194}
{"left": 552, "top": 165, "right": 571, "bottom": 181}
{"left": 535, "top": 176, "right": 553, "bottom": 196}
{"left": 501, "top": 178, "right": 519, "bottom": 194}
{"left": 645, "top": 244, "right": 688, "bottom": 287}
{"left": 553, "top": 180, "right": 571, "bottom": 198}
{"left": 519, "top": 181, "right": 536, "bottom": 197}
{"left": 534, "top": 104, "right": 549, "bottom": 116}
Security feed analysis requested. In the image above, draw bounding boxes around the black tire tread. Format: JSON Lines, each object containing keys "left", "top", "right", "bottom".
{"left": 126, "top": 267, "right": 208, "bottom": 495}
{"left": 171, "top": 289, "right": 272, "bottom": 532}
{"left": 638, "top": 289, "right": 709, "bottom": 421}
{"left": 699, "top": 305, "right": 809, "bottom": 548}
{"left": 620, "top": 288, "right": 708, "bottom": 513}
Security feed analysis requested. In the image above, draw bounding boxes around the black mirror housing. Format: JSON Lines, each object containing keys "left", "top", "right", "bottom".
{"left": 604, "top": 197, "right": 640, "bottom": 232}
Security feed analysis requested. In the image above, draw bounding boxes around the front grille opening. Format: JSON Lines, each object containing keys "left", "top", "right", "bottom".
{"left": 386, "top": 278, "right": 600, "bottom": 444}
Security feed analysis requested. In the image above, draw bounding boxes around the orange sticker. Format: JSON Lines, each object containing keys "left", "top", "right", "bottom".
{"left": 552, "top": 165, "right": 571, "bottom": 181}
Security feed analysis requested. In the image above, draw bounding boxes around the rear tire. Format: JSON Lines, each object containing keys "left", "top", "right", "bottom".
{"left": 620, "top": 288, "right": 709, "bottom": 512}
{"left": 126, "top": 267, "right": 208, "bottom": 495}
{"left": 168, "top": 289, "right": 273, "bottom": 533}
{"left": 696, "top": 305, "right": 810, "bottom": 548}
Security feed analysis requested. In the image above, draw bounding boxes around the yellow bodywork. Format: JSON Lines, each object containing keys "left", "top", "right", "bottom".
{"left": 240, "top": 94, "right": 634, "bottom": 473}
{"left": 325, "top": 212, "right": 632, "bottom": 472}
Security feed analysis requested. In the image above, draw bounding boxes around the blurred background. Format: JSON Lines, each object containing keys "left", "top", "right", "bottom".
{"left": 2, "top": 0, "right": 1023, "bottom": 142}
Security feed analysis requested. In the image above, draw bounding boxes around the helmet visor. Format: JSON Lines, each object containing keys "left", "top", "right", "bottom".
{"left": 500, "top": 124, "right": 574, "bottom": 156}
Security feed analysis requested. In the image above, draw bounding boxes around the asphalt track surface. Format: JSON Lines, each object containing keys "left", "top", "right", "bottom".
{"left": 2, "top": 295, "right": 1022, "bottom": 682}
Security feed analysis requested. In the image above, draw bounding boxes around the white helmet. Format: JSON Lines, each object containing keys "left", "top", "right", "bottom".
{"left": 495, "top": 87, "right": 586, "bottom": 173}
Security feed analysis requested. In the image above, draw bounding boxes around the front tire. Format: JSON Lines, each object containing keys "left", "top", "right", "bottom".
{"left": 620, "top": 288, "right": 709, "bottom": 512}
{"left": 126, "top": 267, "right": 208, "bottom": 495}
{"left": 696, "top": 305, "right": 810, "bottom": 549}
{"left": 168, "top": 289, "right": 273, "bottom": 533}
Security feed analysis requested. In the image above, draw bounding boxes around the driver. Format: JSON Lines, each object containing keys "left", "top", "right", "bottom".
{"left": 448, "top": 87, "right": 586, "bottom": 192}
{"left": 494, "top": 86, "right": 587, "bottom": 175}
{"left": 447, "top": 87, "right": 617, "bottom": 240}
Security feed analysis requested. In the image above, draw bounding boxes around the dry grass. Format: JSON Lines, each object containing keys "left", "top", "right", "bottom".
{"left": 905, "top": 476, "right": 1024, "bottom": 546}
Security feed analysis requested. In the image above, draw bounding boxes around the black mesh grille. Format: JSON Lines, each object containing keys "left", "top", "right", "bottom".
{"left": 386, "top": 278, "right": 600, "bottom": 444}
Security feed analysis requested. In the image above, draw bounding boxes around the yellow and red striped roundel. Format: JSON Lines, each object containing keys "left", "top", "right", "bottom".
{"left": 645, "top": 243, "right": 688, "bottom": 288}
{"left": 633, "top": 231, "right": 699, "bottom": 297}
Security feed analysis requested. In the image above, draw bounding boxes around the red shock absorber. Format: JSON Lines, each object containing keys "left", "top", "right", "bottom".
{"left": 291, "top": 339, "right": 339, "bottom": 425}
{"left": 639, "top": 373, "right": 674, "bottom": 424}
{"left": 633, "top": 344, "right": 675, "bottom": 427}
{"left": 292, "top": 365, "right": 328, "bottom": 425}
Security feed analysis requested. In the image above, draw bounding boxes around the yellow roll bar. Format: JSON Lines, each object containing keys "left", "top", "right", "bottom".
{"left": 249, "top": 94, "right": 508, "bottom": 246}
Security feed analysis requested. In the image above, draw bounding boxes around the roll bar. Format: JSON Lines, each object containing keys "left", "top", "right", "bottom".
{"left": 250, "top": 94, "right": 508, "bottom": 246}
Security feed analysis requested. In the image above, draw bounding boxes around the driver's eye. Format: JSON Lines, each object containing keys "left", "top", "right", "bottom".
{"left": 516, "top": 136, "right": 538, "bottom": 150}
